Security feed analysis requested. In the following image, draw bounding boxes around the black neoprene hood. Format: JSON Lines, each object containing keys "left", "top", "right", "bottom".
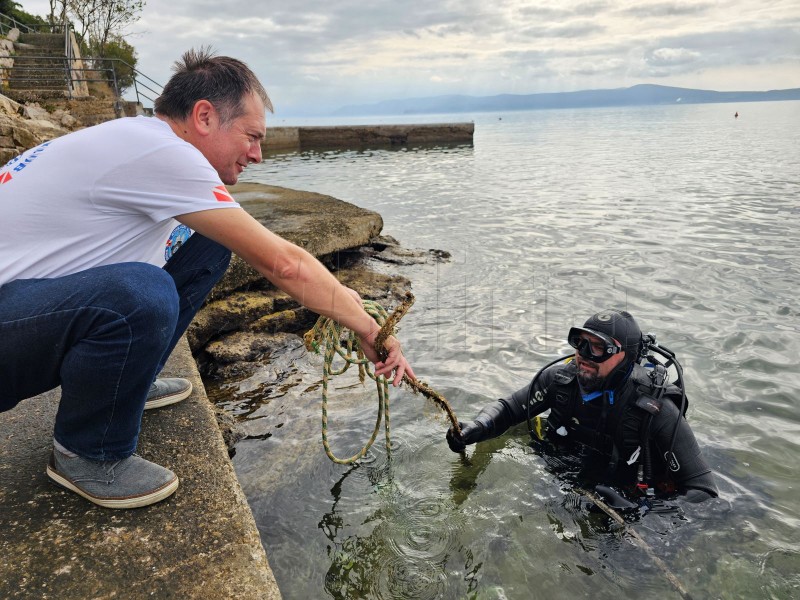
{"left": 582, "top": 309, "right": 642, "bottom": 353}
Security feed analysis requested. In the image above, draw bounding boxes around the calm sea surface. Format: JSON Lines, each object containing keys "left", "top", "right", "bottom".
{"left": 223, "top": 101, "right": 800, "bottom": 599}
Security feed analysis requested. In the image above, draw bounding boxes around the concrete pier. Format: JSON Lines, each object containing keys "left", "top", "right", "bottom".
{"left": 0, "top": 338, "right": 281, "bottom": 600}
{"left": 263, "top": 122, "right": 474, "bottom": 152}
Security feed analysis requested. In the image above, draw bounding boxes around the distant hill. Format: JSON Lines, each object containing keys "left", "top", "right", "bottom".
{"left": 332, "top": 84, "right": 800, "bottom": 117}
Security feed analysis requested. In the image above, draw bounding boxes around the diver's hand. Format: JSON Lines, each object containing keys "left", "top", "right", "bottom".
{"left": 446, "top": 421, "right": 484, "bottom": 453}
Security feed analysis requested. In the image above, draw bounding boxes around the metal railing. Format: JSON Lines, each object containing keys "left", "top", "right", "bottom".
{"left": 77, "top": 57, "right": 163, "bottom": 109}
{"left": 1, "top": 12, "right": 161, "bottom": 111}
{"left": 0, "top": 11, "right": 65, "bottom": 35}
{"left": 3, "top": 55, "right": 162, "bottom": 110}
{"left": 0, "top": 12, "right": 36, "bottom": 35}
{"left": 111, "top": 60, "right": 162, "bottom": 108}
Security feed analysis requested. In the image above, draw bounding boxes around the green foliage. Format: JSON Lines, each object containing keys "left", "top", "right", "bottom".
{"left": 99, "top": 35, "right": 136, "bottom": 93}
{"left": 69, "top": 0, "right": 145, "bottom": 55}
{"left": 1, "top": 1, "right": 50, "bottom": 29}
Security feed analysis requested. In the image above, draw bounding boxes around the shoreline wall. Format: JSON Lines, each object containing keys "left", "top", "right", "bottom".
{"left": 264, "top": 122, "right": 474, "bottom": 151}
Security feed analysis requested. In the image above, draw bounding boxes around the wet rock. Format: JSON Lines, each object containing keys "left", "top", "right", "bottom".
{"left": 191, "top": 183, "right": 414, "bottom": 366}
{"left": 190, "top": 183, "right": 432, "bottom": 461}
{"left": 197, "top": 267, "right": 411, "bottom": 368}
{"left": 208, "top": 183, "right": 385, "bottom": 296}
{"left": 187, "top": 290, "right": 277, "bottom": 350}
{"left": 215, "top": 407, "right": 244, "bottom": 456}
{"left": 360, "top": 234, "right": 452, "bottom": 265}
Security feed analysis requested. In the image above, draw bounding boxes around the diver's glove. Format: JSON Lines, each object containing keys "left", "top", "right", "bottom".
{"left": 446, "top": 421, "right": 485, "bottom": 453}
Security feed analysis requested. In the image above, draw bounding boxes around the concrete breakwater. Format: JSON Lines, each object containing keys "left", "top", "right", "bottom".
{"left": 0, "top": 337, "right": 281, "bottom": 600}
{"left": 263, "top": 122, "right": 474, "bottom": 151}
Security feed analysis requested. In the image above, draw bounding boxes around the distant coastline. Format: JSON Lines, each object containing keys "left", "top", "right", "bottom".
{"left": 332, "top": 83, "right": 800, "bottom": 117}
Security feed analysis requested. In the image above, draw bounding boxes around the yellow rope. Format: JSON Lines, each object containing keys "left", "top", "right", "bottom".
{"left": 304, "top": 292, "right": 461, "bottom": 465}
{"left": 304, "top": 299, "right": 391, "bottom": 464}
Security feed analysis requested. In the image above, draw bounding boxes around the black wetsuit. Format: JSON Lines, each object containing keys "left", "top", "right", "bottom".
{"left": 470, "top": 361, "right": 718, "bottom": 498}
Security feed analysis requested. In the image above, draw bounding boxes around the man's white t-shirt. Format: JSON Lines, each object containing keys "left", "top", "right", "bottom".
{"left": 0, "top": 116, "right": 241, "bottom": 286}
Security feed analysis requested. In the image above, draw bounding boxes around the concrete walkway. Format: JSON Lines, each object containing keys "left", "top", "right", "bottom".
{"left": 0, "top": 337, "right": 281, "bottom": 599}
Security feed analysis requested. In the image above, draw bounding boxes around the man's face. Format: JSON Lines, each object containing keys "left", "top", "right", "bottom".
{"left": 574, "top": 332, "right": 626, "bottom": 391}
{"left": 205, "top": 93, "right": 266, "bottom": 185}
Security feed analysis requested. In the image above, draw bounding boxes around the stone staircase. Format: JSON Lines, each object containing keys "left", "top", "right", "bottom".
{"left": 3, "top": 31, "right": 120, "bottom": 126}
{"left": 5, "top": 32, "right": 69, "bottom": 99}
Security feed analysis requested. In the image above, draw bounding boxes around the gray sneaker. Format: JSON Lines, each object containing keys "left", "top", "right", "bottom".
{"left": 46, "top": 449, "right": 179, "bottom": 509}
{"left": 144, "top": 377, "right": 192, "bottom": 410}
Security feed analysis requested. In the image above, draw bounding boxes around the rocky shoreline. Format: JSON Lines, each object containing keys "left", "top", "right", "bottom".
{"left": 188, "top": 182, "right": 450, "bottom": 450}
{"left": 0, "top": 92, "right": 78, "bottom": 163}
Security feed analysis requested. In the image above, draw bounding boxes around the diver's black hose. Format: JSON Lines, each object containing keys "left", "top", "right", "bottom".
{"left": 645, "top": 343, "right": 687, "bottom": 471}
{"left": 525, "top": 355, "right": 572, "bottom": 435}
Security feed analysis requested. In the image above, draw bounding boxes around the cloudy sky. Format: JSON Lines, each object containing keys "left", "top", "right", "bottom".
{"left": 20, "top": 0, "right": 800, "bottom": 115}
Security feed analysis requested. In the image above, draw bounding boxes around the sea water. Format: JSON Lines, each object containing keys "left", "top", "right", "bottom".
{"left": 225, "top": 101, "right": 800, "bottom": 599}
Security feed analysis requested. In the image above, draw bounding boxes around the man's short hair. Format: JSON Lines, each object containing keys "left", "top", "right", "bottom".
{"left": 154, "top": 47, "right": 273, "bottom": 125}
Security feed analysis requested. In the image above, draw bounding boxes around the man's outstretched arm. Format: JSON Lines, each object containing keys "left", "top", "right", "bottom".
{"left": 178, "top": 207, "right": 414, "bottom": 384}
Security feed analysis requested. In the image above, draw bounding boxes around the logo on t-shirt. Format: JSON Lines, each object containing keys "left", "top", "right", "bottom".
{"left": 1, "top": 142, "right": 52, "bottom": 183}
{"left": 165, "top": 224, "right": 192, "bottom": 261}
{"left": 213, "top": 185, "right": 235, "bottom": 202}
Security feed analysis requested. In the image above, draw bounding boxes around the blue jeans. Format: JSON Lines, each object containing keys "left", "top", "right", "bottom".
{"left": 0, "top": 233, "right": 230, "bottom": 460}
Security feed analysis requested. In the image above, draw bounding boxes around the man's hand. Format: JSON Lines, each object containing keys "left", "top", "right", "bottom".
{"left": 341, "top": 287, "right": 414, "bottom": 386}
{"left": 446, "top": 421, "right": 485, "bottom": 453}
{"left": 359, "top": 331, "right": 414, "bottom": 386}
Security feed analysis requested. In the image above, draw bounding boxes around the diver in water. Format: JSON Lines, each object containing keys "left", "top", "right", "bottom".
{"left": 446, "top": 309, "right": 718, "bottom": 507}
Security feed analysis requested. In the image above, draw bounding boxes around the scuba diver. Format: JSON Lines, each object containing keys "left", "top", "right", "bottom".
{"left": 446, "top": 309, "right": 718, "bottom": 508}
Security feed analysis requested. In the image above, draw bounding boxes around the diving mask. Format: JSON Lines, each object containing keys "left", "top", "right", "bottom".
{"left": 567, "top": 327, "right": 623, "bottom": 363}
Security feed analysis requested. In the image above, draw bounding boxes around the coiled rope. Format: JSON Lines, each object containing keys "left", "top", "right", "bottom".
{"left": 304, "top": 292, "right": 461, "bottom": 465}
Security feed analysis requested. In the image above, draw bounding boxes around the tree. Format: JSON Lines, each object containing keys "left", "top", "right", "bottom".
{"left": 68, "top": 0, "right": 144, "bottom": 58}
{"left": 0, "top": 0, "right": 18, "bottom": 15}
{"left": 95, "top": 0, "right": 144, "bottom": 58}
{"left": 1, "top": 1, "right": 49, "bottom": 29}
{"left": 101, "top": 34, "right": 136, "bottom": 93}
{"left": 47, "top": 0, "right": 67, "bottom": 30}
{"left": 67, "top": 0, "right": 100, "bottom": 48}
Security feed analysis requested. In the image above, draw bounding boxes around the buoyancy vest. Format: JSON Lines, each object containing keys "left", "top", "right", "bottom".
{"left": 543, "top": 361, "right": 686, "bottom": 484}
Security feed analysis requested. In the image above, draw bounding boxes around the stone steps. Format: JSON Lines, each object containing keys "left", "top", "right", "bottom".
{"left": 44, "top": 97, "right": 120, "bottom": 126}
{"left": 9, "top": 34, "right": 70, "bottom": 98}
{"left": 3, "top": 89, "right": 70, "bottom": 102}
{"left": 17, "top": 32, "right": 64, "bottom": 49}
{"left": 7, "top": 75, "right": 68, "bottom": 89}
{"left": 3, "top": 30, "right": 148, "bottom": 126}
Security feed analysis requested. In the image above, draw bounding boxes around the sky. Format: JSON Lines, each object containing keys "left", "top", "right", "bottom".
{"left": 18, "top": 0, "right": 800, "bottom": 116}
